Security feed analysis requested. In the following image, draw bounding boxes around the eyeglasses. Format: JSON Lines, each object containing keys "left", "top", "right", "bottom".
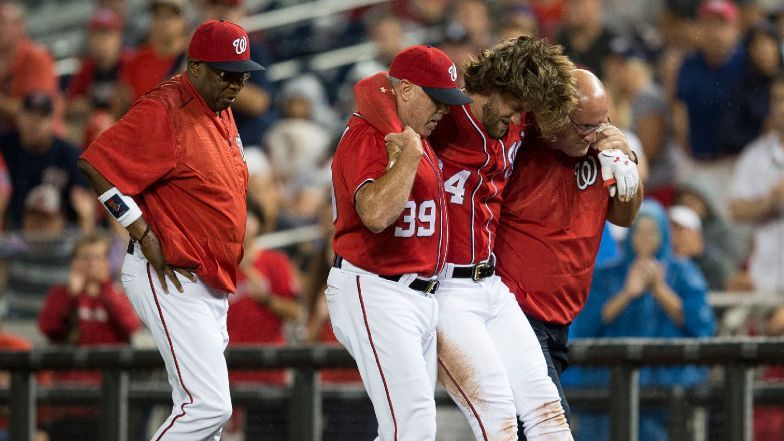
{"left": 570, "top": 117, "right": 610, "bottom": 135}
{"left": 208, "top": 65, "right": 251, "bottom": 84}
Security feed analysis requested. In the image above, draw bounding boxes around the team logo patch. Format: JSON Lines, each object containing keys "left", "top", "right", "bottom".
{"left": 448, "top": 64, "right": 457, "bottom": 82}
{"left": 235, "top": 134, "right": 246, "bottom": 162}
{"left": 232, "top": 37, "right": 247, "bottom": 55}
{"left": 505, "top": 140, "right": 522, "bottom": 179}
{"left": 574, "top": 156, "right": 598, "bottom": 190}
{"left": 104, "top": 194, "right": 129, "bottom": 218}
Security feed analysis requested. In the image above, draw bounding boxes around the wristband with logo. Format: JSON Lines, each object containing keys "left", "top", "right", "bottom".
{"left": 98, "top": 187, "right": 143, "bottom": 228}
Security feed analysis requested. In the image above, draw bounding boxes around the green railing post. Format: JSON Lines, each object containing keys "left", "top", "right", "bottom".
{"left": 9, "top": 370, "right": 35, "bottom": 441}
{"left": 610, "top": 365, "right": 639, "bottom": 441}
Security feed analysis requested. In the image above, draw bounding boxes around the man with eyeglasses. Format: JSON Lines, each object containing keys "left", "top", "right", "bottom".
{"left": 78, "top": 20, "right": 263, "bottom": 440}
{"left": 494, "top": 69, "right": 642, "bottom": 434}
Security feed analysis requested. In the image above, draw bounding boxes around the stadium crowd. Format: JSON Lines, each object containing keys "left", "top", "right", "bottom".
{"left": 0, "top": 0, "right": 782, "bottom": 439}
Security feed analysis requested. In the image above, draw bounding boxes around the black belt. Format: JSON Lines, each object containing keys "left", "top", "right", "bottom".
{"left": 333, "top": 255, "right": 439, "bottom": 294}
{"left": 451, "top": 260, "right": 495, "bottom": 281}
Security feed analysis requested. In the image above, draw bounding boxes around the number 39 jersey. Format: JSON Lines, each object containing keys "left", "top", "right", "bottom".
{"left": 430, "top": 105, "right": 525, "bottom": 265}
{"left": 331, "top": 114, "right": 449, "bottom": 277}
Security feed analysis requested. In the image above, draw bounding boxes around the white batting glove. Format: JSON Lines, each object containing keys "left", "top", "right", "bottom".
{"left": 598, "top": 149, "right": 640, "bottom": 202}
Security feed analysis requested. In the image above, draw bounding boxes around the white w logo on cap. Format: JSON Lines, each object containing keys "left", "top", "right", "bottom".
{"left": 448, "top": 64, "right": 457, "bottom": 82}
{"left": 232, "top": 37, "right": 247, "bottom": 55}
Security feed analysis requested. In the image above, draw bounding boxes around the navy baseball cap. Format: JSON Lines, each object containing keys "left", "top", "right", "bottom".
{"left": 389, "top": 45, "right": 471, "bottom": 106}
{"left": 188, "top": 20, "right": 264, "bottom": 73}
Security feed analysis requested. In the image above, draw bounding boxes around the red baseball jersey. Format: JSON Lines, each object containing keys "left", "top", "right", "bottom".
{"left": 332, "top": 115, "right": 448, "bottom": 276}
{"left": 81, "top": 74, "right": 248, "bottom": 293}
{"left": 495, "top": 138, "right": 609, "bottom": 325}
{"left": 430, "top": 105, "right": 525, "bottom": 264}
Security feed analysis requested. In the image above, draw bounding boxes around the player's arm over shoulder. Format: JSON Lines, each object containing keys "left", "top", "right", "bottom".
{"left": 334, "top": 122, "right": 423, "bottom": 233}
{"left": 355, "top": 127, "right": 424, "bottom": 233}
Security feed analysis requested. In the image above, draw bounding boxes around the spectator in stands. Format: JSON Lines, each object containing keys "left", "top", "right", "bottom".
{"left": 669, "top": 204, "right": 736, "bottom": 290}
{"left": 556, "top": 0, "right": 616, "bottom": 77}
{"left": 0, "top": 0, "right": 59, "bottom": 133}
{"left": 566, "top": 200, "right": 715, "bottom": 440}
{"left": 0, "top": 92, "right": 93, "bottom": 231}
{"left": 529, "top": 0, "right": 566, "bottom": 40}
{"left": 675, "top": 179, "right": 747, "bottom": 269}
{"left": 66, "top": 8, "right": 128, "bottom": 146}
{"left": 337, "top": 9, "right": 408, "bottom": 117}
{"left": 363, "top": 8, "right": 409, "bottom": 68}
{"left": 447, "top": 0, "right": 493, "bottom": 53}
{"left": 495, "top": 6, "right": 539, "bottom": 41}
{"left": 244, "top": 148, "right": 283, "bottom": 235}
{"left": 37, "top": 232, "right": 138, "bottom": 441}
{"left": 604, "top": 37, "right": 681, "bottom": 205}
{"left": 113, "top": 0, "right": 188, "bottom": 116}
{"left": 199, "top": 0, "right": 274, "bottom": 146}
{"left": 38, "top": 232, "right": 138, "bottom": 354}
{"left": 265, "top": 76, "right": 334, "bottom": 222}
{"left": 393, "top": 0, "right": 450, "bottom": 29}
{"left": 656, "top": 1, "right": 701, "bottom": 100}
{"left": 227, "top": 205, "right": 301, "bottom": 439}
{"left": 729, "top": 73, "right": 784, "bottom": 294}
{"left": 718, "top": 20, "right": 782, "bottom": 157}
{"left": 2, "top": 185, "right": 81, "bottom": 318}
{"left": 675, "top": 0, "right": 744, "bottom": 211}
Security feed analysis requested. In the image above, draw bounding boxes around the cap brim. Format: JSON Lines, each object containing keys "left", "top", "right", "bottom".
{"left": 422, "top": 87, "right": 471, "bottom": 106}
{"left": 207, "top": 59, "right": 265, "bottom": 73}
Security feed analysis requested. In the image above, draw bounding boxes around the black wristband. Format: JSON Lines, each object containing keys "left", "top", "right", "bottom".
{"left": 131, "top": 224, "right": 151, "bottom": 243}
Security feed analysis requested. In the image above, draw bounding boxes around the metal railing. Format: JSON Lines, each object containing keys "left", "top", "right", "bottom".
{"left": 2, "top": 337, "right": 784, "bottom": 441}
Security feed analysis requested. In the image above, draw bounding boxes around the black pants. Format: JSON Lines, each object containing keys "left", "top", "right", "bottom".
{"left": 518, "top": 315, "right": 571, "bottom": 439}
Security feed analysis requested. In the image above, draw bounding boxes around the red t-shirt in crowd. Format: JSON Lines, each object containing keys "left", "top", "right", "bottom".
{"left": 227, "top": 249, "right": 298, "bottom": 385}
{"left": 38, "top": 280, "right": 140, "bottom": 383}
{"left": 332, "top": 73, "right": 448, "bottom": 276}
{"left": 495, "top": 137, "right": 609, "bottom": 325}
{"left": 118, "top": 45, "right": 183, "bottom": 100}
{"left": 81, "top": 74, "right": 249, "bottom": 293}
{"left": 431, "top": 105, "right": 525, "bottom": 264}
{"left": 67, "top": 52, "right": 133, "bottom": 102}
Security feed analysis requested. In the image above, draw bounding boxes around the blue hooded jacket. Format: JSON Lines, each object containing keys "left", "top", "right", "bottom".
{"left": 566, "top": 200, "right": 715, "bottom": 387}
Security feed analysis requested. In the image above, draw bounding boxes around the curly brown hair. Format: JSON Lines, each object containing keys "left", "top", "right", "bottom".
{"left": 463, "top": 36, "right": 578, "bottom": 136}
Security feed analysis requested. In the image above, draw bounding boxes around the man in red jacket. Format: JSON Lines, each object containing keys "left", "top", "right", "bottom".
{"left": 78, "top": 20, "right": 263, "bottom": 440}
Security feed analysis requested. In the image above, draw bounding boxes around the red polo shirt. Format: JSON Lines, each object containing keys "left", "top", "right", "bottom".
{"left": 81, "top": 74, "right": 248, "bottom": 293}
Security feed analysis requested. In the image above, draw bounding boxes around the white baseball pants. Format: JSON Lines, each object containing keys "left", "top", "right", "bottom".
{"left": 121, "top": 245, "right": 232, "bottom": 441}
{"left": 326, "top": 262, "right": 439, "bottom": 441}
{"left": 435, "top": 273, "right": 572, "bottom": 441}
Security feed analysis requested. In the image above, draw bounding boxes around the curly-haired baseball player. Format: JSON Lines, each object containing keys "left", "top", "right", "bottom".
{"left": 428, "top": 36, "right": 580, "bottom": 440}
